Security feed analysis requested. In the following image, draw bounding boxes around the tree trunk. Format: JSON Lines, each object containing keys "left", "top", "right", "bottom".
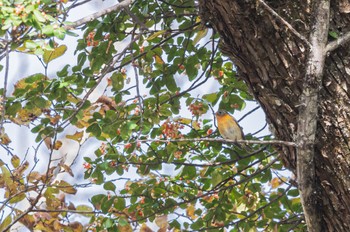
{"left": 199, "top": 0, "right": 350, "bottom": 231}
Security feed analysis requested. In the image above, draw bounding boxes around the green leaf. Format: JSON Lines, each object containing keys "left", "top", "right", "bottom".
{"left": 203, "top": 93, "right": 218, "bottom": 103}
{"left": 43, "top": 45, "right": 67, "bottom": 64}
{"left": 211, "top": 169, "right": 223, "bottom": 187}
{"left": 76, "top": 205, "right": 94, "bottom": 217}
{"left": 164, "top": 75, "right": 177, "bottom": 92}
{"left": 185, "top": 56, "right": 199, "bottom": 80}
{"left": 24, "top": 40, "right": 38, "bottom": 49}
{"left": 111, "top": 72, "right": 124, "bottom": 92}
{"left": 180, "top": 166, "right": 196, "bottom": 180}
{"left": 42, "top": 25, "right": 54, "bottom": 35}
{"left": 287, "top": 189, "right": 300, "bottom": 197}
{"left": 54, "top": 27, "right": 66, "bottom": 40}
{"left": 87, "top": 123, "right": 102, "bottom": 137}
{"left": 329, "top": 31, "right": 338, "bottom": 39}
{"left": 115, "top": 197, "right": 126, "bottom": 211}
{"left": 103, "top": 181, "right": 116, "bottom": 192}
{"left": 6, "top": 102, "right": 21, "bottom": 116}
{"left": 0, "top": 215, "right": 12, "bottom": 232}
{"left": 33, "top": 10, "right": 46, "bottom": 22}
{"left": 9, "top": 193, "right": 26, "bottom": 204}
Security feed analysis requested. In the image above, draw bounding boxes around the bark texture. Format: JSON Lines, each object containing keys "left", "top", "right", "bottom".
{"left": 199, "top": 0, "right": 350, "bottom": 231}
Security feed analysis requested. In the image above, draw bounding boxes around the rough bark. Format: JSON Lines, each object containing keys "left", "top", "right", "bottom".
{"left": 199, "top": 0, "right": 350, "bottom": 231}
{"left": 296, "top": 1, "right": 329, "bottom": 231}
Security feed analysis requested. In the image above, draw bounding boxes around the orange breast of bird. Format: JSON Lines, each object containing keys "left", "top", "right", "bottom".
{"left": 216, "top": 112, "right": 244, "bottom": 141}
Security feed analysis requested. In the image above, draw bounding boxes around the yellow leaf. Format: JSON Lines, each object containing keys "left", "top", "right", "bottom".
{"left": 0, "top": 133, "right": 11, "bottom": 145}
{"left": 191, "top": 121, "right": 201, "bottom": 130}
{"left": 49, "top": 115, "right": 61, "bottom": 125}
{"left": 0, "top": 215, "right": 12, "bottom": 232}
{"left": 66, "top": 131, "right": 84, "bottom": 142}
{"left": 291, "top": 197, "right": 301, "bottom": 205}
{"left": 11, "top": 155, "right": 20, "bottom": 168}
{"left": 193, "top": 28, "right": 208, "bottom": 45}
{"left": 270, "top": 177, "right": 281, "bottom": 189}
{"left": 147, "top": 30, "right": 166, "bottom": 41}
{"left": 177, "top": 117, "right": 192, "bottom": 124}
{"left": 186, "top": 204, "right": 197, "bottom": 220}
{"left": 154, "top": 54, "right": 164, "bottom": 64}
{"left": 43, "top": 45, "right": 67, "bottom": 64}
{"left": 67, "top": 94, "right": 81, "bottom": 104}
{"left": 53, "top": 140, "right": 62, "bottom": 150}
{"left": 9, "top": 193, "right": 26, "bottom": 204}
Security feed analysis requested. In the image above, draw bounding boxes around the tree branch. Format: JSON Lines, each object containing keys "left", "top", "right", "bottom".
{"left": 257, "top": 0, "right": 311, "bottom": 47}
{"left": 64, "top": 0, "right": 133, "bottom": 30}
{"left": 0, "top": 34, "right": 9, "bottom": 134}
{"left": 137, "top": 138, "right": 296, "bottom": 147}
{"left": 325, "top": 30, "right": 350, "bottom": 52}
{"left": 296, "top": 1, "right": 330, "bottom": 231}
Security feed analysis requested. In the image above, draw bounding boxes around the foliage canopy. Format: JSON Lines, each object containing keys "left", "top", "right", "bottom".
{"left": 0, "top": 0, "right": 303, "bottom": 231}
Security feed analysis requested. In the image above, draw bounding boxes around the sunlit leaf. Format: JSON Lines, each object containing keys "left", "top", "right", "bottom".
{"left": 43, "top": 45, "right": 67, "bottom": 64}
{"left": 147, "top": 30, "right": 166, "bottom": 41}
{"left": 193, "top": 28, "right": 208, "bottom": 45}
{"left": 0, "top": 215, "right": 12, "bottom": 232}
{"left": 11, "top": 155, "right": 20, "bottom": 168}
{"left": 9, "top": 193, "right": 26, "bottom": 204}
{"left": 186, "top": 204, "right": 197, "bottom": 220}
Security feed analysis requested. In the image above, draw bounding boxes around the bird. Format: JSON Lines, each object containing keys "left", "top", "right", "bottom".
{"left": 215, "top": 109, "right": 245, "bottom": 144}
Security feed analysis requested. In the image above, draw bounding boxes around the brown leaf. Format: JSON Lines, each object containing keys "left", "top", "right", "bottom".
{"left": 0, "top": 132, "right": 11, "bottom": 145}
{"left": 61, "top": 164, "right": 74, "bottom": 177}
{"left": 155, "top": 215, "right": 168, "bottom": 229}
{"left": 56, "top": 180, "right": 77, "bottom": 195}
{"left": 41, "top": 135, "right": 52, "bottom": 150}
{"left": 27, "top": 171, "right": 42, "bottom": 184}
{"left": 140, "top": 223, "right": 153, "bottom": 232}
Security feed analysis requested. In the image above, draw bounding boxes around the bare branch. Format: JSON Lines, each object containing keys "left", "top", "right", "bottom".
{"left": 137, "top": 138, "right": 297, "bottom": 147}
{"left": 0, "top": 34, "right": 9, "bottom": 133}
{"left": 64, "top": 0, "right": 133, "bottom": 30}
{"left": 257, "top": 0, "right": 311, "bottom": 47}
{"left": 325, "top": 30, "right": 350, "bottom": 52}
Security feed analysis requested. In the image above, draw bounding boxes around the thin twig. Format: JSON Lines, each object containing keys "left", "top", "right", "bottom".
{"left": 64, "top": 0, "right": 133, "bottom": 30}
{"left": 238, "top": 105, "right": 260, "bottom": 123}
{"left": 257, "top": 0, "right": 311, "bottom": 47}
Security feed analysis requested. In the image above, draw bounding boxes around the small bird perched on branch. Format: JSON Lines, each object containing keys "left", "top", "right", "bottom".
{"left": 215, "top": 109, "right": 245, "bottom": 144}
